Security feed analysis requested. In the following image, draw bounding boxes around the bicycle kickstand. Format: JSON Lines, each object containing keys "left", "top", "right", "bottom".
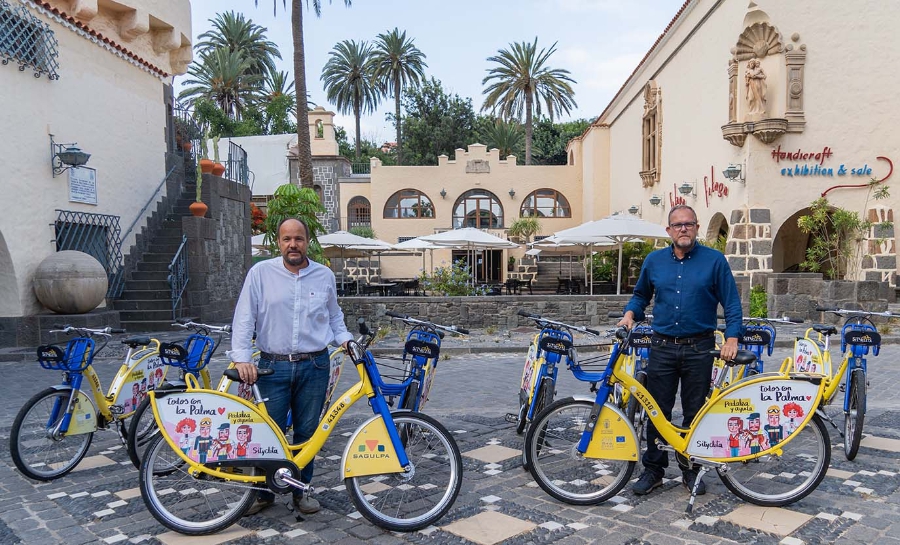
{"left": 685, "top": 466, "right": 712, "bottom": 514}
{"left": 815, "top": 408, "right": 845, "bottom": 438}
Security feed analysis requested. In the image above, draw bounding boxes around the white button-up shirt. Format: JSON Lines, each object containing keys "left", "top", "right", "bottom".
{"left": 229, "top": 257, "right": 353, "bottom": 363}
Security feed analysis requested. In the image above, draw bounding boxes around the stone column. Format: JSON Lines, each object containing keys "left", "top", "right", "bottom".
{"left": 860, "top": 206, "right": 896, "bottom": 287}
{"left": 725, "top": 208, "right": 773, "bottom": 284}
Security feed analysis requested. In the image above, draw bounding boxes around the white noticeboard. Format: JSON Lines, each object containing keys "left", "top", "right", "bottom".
{"left": 68, "top": 167, "right": 98, "bottom": 205}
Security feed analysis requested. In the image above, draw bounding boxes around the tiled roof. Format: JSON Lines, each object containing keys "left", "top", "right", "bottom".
{"left": 31, "top": 0, "right": 171, "bottom": 79}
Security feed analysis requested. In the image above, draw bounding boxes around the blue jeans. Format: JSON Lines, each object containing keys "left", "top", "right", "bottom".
{"left": 256, "top": 351, "right": 329, "bottom": 498}
{"left": 642, "top": 335, "right": 715, "bottom": 477}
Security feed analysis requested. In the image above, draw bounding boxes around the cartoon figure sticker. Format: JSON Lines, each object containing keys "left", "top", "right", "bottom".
{"left": 155, "top": 392, "right": 287, "bottom": 462}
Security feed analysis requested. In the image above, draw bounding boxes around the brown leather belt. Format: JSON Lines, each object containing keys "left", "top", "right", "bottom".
{"left": 652, "top": 332, "right": 714, "bottom": 345}
{"left": 260, "top": 348, "right": 328, "bottom": 362}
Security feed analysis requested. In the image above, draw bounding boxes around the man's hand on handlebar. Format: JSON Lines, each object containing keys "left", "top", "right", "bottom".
{"left": 721, "top": 337, "right": 739, "bottom": 361}
{"left": 234, "top": 362, "right": 258, "bottom": 385}
{"left": 616, "top": 311, "right": 635, "bottom": 331}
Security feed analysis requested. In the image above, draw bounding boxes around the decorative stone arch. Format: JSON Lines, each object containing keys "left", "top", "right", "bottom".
{"left": 771, "top": 208, "right": 811, "bottom": 273}
{"left": 0, "top": 230, "right": 20, "bottom": 316}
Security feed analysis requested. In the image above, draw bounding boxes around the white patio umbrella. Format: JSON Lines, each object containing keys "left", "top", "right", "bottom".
{"left": 393, "top": 237, "right": 443, "bottom": 274}
{"left": 318, "top": 231, "right": 393, "bottom": 293}
{"left": 420, "top": 227, "right": 519, "bottom": 285}
{"left": 553, "top": 213, "right": 668, "bottom": 294}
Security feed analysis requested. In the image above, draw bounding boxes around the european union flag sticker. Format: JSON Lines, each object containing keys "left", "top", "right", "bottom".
{"left": 616, "top": 436, "right": 625, "bottom": 443}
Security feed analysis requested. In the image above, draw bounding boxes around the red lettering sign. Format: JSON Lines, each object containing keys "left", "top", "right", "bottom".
{"left": 771, "top": 145, "right": 833, "bottom": 165}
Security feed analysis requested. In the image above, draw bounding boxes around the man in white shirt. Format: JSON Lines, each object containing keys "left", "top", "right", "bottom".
{"left": 231, "top": 217, "right": 352, "bottom": 516}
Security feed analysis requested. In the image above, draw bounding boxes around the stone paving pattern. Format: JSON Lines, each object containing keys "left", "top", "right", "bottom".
{"left": 1, "top": 325, "right": 899, "bottom": 545}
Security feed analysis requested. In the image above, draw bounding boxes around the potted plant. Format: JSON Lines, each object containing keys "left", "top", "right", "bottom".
{"left": 508, "top": 256, "right": 516, "bottom": 271}
{"left": 198, "top": 127, "right": 214, "bottom": 174}
{"left": 211, "top": 134, "right": 226, "bottom": 177}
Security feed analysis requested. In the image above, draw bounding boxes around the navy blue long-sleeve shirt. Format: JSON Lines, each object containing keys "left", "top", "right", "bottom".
{"left": 624, "top": 243, "right": 743, "bottom": 339}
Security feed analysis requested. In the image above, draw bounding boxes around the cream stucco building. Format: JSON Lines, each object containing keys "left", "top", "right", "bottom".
{"left": 0, "top": 0, "right": 192, "bottom": 339}
{"left": 334, "top": 0, "right": 897, "bottom": 288}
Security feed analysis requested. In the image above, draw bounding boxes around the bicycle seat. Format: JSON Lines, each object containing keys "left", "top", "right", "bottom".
{"left": 223, "top": 367, "right": 274, "bottom": 384}
{"left": 709, "top": 349, "right": 756, "bottom": 367}
{"left": 121, "top": 336, "right": 152, "bottom": 348}
{"left": 812, "top": 324, "right": 837, "bottom": 336}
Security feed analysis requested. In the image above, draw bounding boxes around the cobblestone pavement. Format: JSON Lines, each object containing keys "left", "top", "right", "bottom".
{"left": 1, "top": 331, "right": 899, "bottom": 545}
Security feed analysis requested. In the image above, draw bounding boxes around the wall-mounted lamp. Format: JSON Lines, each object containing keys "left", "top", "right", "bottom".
{"left": 50, "top": 134, "right": 91, "bottom": 178}
{"left": 649, "top": 194, "right": 662, "bottom": 207}
{"left": 627, "top": 204, "right": 641, "bottom": 217}
{"left": 678, "top": 182, "right": 697, "bottom": 197}
{"left": 508, "top": 188, "right": 516, "bottom": 199}
{"left": 440, "top": 188, "right": 447, "bottom": 199}
{"left": 722, "top": 163, "right": 746, "bottom": 184}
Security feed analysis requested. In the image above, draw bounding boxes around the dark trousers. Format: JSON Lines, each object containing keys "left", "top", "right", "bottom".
{"left": 642, "top": 335, "right": 715, "bottom": 477}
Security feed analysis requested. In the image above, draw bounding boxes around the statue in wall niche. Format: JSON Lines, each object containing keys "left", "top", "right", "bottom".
{"left": 745, "top": 58, "right": 768, "bottom": 118}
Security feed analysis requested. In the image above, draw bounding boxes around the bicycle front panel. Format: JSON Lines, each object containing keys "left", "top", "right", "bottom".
{"left": 686, "top": 372, "right": 825, "bottom": 462}
{"left": 582, "top": 402, "right": 640, "bottom": 461}
{"left": 150, "top": 388, "right": 290, "bottom": 469}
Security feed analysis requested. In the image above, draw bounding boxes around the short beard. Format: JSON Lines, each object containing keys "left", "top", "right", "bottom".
{"left": 674, "top": 238, "right": 695, "bottom": 252}
{"left": 283, "top": 253, "right": 308, "bottom": 267}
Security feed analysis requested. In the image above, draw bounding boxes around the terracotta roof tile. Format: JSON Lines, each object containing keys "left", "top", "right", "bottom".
{"left": 35, "top": 1, "right": 170, "bottom": 78}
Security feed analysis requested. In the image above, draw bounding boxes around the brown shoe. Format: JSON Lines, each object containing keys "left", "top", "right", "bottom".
{"left": 293, "top": 494, "right": 320, "bottom": 514}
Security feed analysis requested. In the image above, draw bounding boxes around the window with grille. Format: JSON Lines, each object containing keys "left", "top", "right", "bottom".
{"left": 0, "top": 0, "right": 59, "bottom": 79}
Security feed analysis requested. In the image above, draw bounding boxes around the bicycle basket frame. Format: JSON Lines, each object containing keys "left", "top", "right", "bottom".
{"left": 37, "top": 338, "right": 94, "bottom": 372}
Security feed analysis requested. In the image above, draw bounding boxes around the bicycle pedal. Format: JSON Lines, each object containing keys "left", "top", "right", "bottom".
{"left": 109, "top": 404, "right": 126, "bottom": 415}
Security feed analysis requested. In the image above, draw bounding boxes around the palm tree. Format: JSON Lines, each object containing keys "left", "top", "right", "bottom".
{"left": 179, "top": 48, "right": 259, "bottom": 119}
{"left": 321, "top": 40, "right": 380, "bottom": 161}
{"left": 480, "top": 118, "right": 524, "bottom": 160}
{"left": 256, "top": 0, "right": 352, "bottom": 189}
{"left": 196, "top": 11, "right": 281, "bottom": 78}
{"left": 482, "top": 38, "right": 577, "bottom": 165}
{"left": 371, "top": 28, "right": 427, "bottom": 166}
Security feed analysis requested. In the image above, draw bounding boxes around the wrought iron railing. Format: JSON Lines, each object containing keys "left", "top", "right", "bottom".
{"left": 121, "top": 165, "right": 177, "bottom": 244}
{"left": 225, "top": 140, "right": 250, "bottom": 186}
{"left": 171, "top": 105, "right": 201, "bottom": 159}
{"left": 167, "top": 235, "right": 188, "bottom": 320}
{"left": 53, "top": 210, "right": 125, "bottom": 298}
{"left": 0, "top": 0, "right": 59, "bottom": 80}
{"left": 350, "top": 162, "right": 371, "bottom": 175}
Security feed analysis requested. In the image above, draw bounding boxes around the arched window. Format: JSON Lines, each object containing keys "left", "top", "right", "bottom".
{"left": 348, "top": 196, "right": 371, "bottom": 227}
{"left": 520, "top": 189, "right": 571, "bottom": 218}
{"left": 383, "top": 189, "right": 435, "bottom": 219}
{"left": 453, "top": 189, "right": 503, "bottom": 228}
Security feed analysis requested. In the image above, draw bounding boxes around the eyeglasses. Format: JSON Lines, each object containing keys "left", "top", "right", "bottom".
{"left": 669, "top": 222, "right": 698, "bottom": 230}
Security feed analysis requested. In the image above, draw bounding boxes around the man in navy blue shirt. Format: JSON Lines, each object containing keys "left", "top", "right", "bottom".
{"left": 617, "top": 205, "right": 742, "bottom": 497}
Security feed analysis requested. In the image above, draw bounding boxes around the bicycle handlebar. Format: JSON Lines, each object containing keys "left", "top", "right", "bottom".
{"left": 172, "top": 320, "right": 231, "bottom": 333}
{"left": 816, "top": 307, "right": 900, "bottom": 318}
{"left": 49, "top": 325, "right": 124, "bottom": 336}
{"left": 518, "top": 309, "right": 601, "bottom": 336}
{"left": 384, "top": 311, "right": 468, "bottom": 335}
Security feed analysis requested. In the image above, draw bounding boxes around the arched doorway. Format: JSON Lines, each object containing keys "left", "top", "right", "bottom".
{"left": 0, "top": 230, "right": 20, "bottom": 316}
{"left": 705, "top": 212, "right": 729, "bottom": 248}
{"left": 773, "top": 209, "right": 811, "bottom": 273}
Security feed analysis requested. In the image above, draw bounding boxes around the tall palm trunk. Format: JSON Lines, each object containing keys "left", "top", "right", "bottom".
{"left": 524, "top": 90, "right": 534, "bottom": 165}
{"left": 291, "top": 0, "right": 314, "bottom": 188}
{"left": 394, "top": 72, "right": 402, "bottom": 165}
{"left": 353, "top": 90, "right": 362, "bottom": 161}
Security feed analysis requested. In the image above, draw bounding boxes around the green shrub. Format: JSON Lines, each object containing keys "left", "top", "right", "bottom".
{"left": 749, "top": 285, "right": 767, "bottom": 318}
{"left": 421, "top": 260, "right": 486, "bottom": 296}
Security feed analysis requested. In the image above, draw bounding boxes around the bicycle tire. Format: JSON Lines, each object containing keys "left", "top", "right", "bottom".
{"left": 522, "top": 379, "right": 555, "bottom": 470}
{"left": 345, "top": 412, "right": 462, "bottom": 531}
{"left": 526, "top": 398, "right": 635, "bottom": 505}
{"left": 399, "top": 381, "right": 420, "bottom": 446}
{"left": 126, "top": 397, "right": 160, "bottom": 469}
{"left": 10, "top": 388, "right": 93, "bottom": 481}
{"left": 844, "top": 369, "right": 866, "bottom": 460}
{"left": 718, "top": 413, "right": 830, "bottom": 506}
{"left": 140, "top": 434, "right": 259, "bottom": 535}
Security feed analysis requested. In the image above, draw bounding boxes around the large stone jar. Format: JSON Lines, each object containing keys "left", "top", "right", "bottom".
{"left": 33, "top": 251, "right": 108, "bottom": 314}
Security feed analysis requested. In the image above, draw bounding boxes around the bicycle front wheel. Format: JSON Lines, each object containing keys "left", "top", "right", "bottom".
{"left": 140, "top": 434, "right": 258, "bottom": 535}
{"left": 526, "top": 398, "right": 635, "bottom": 505}
{"left": 345, "top": 412, "right": 462, "bottom": 532}
{"left": 522, "top": 379, "right": 554, "bottom": 469}
{"left": 126, "top": 397, "right": 159, "bottom": 469}
{"left": 718, "top": 413, "right": 830, "bottom": 506}
{"left": 844, "top": 369, "right": 866, "bottom": 460}
{"left": 10, "top": 388, "right": 93, "bottom": 481}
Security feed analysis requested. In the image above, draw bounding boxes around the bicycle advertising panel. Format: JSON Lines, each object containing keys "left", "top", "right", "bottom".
{"left": 151, "top": 391, "right": 290, "bottom": 464}
{"left": 686, "top": 376, "right": 824, "bottom": 461}
{"left": 519, "top": 335, "right": 541, "bottom": 400}
{"left": 791, "top": 338, "right": 826, "bottom": 375}
{"left": 108, "top": 348, "right": 169, "bottom": 415}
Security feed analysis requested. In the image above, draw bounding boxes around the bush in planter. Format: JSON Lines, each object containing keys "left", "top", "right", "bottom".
{"left": 421, "top": 260, "right": 486, "bottom": 296}
{"left": 749, "top": 284, "right": 767, "bottom": 317}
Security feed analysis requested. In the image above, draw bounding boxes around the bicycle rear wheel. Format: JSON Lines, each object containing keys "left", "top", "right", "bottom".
{"left": 844, "top": 369, "right": 866, "bottom": 460}
{"left": 140, "top": 435, "right": 258, "bottom": 535}
{"left": 345, "top": 412, "right": 462, "bottom": 531}
{"left": 718, "top": 413, "right": 830, "bottom": 506}
{"left": 526, "top": 398, "right": 635, "bottom": 505}
{"left": 126, "top": 397, "right": 159, "bottom": 469}
{"left": 10, "top": 388, "right": 93, "bottom": 481}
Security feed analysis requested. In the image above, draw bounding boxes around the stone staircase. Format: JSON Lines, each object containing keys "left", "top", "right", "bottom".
{"left": 531, "top": 261, "right": 586, "bottom": 293}
{"left": 112, "top": 178, "right": 197, "bottom": 332}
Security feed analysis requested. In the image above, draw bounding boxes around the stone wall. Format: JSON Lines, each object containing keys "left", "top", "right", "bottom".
{"left": 181, "top": 174, "right": 252, "bottom": 323}
{"left": 312, "top": 156, "right": 351, "bottom": 232}
{"left": 725, "top": 208, "right": 773, "bottom": 283}
{"left": 337, "top": 295, "right": 633, "bottom": 330}
{"left": 861, "top": 206, "right": 896, "bottom": 287}
{"left": 765, "top": 273, "right": 893, "bottom": 322}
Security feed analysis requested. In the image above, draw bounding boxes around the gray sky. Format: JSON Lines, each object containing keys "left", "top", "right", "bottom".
{"left": 180, "top": 0, "right": 685, "bottom": 143}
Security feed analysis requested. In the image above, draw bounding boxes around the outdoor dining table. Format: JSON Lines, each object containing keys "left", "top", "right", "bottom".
{"left": 364, "top": 282, "right": 397, "bottom": 296}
